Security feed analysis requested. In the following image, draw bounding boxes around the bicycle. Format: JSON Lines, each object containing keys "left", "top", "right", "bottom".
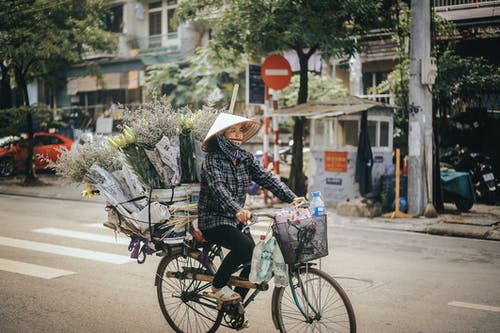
{"left": 153, "top": 210, "right": 356, "bottom": 333}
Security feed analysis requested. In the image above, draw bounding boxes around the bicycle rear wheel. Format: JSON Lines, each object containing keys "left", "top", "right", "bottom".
{"left": 156, "top": 251, "right": 223, "bottom": 333}
{"left": 272, "top": 266, "right": 356, "bottom": 333}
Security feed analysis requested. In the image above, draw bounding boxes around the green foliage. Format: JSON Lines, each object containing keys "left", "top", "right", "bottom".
{"left": 371, "top": 7, "right": 498, "bottom": 140}
{"left": 278, "top": 73, "right": 348, "bottom": 108}
{"left": 0, "top": 104, "right": 66, "bottom": 137}
{"left": 146, "top": 45, "right": 245, "bottom": 108}
{"left": 175, "top": 0, "right": 399, "bottom": 195}
{"left": 433, "top": 51, "right": 500, "bottom": 108}
{"left": 0, "top": 0, "right": 116, "bottom": 104}
{"left": 177, "top": 0, "right": 386, "bottom": 61}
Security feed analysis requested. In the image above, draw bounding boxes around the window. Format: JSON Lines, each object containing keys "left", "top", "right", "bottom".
{"left": 167, "top": 8, "right": 177, "bottom": 35}
{"left": 362, "top": 71, "right": 389, "bottom": 95}
{"left": 338, "top": 120, "right": 358, "bottom": 147}
{"left": 149, "top": 1, "right": 162, "bottom": 9}
{"left": 148, "top": 0, "right": 179, "bottom": 48}
{"left": 365, "top": 119, "right": 390, "bottom": 148}
{"left": 312, "top": 120, "right": 327, "bottom": 147}
{"left": 368, "top": 121, "right": 377, "bottom": 146}
{"left": 149, "top": 11, "right": 162, "bottom": 36}
{"left": 104, "top": 5, "right": 123, "bottom": 33}
{"left": 35, "top": 136, "right": 63, "bottom": 146}
{"left": 380, "top": 121, "right": 389, "bottom": 147}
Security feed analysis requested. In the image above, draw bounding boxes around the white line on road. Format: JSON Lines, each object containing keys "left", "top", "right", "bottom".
{"left": 448, "top": 301, "right": 500, "bottom": 313}
{"left": 84, "top": 223, "right": 106, "bottom": 229}
{"left": 33, "top": 228, "right": 129, "bottom": 245}
{"left": 0, "top": 258, "right": 75, "bottom": 279}
{"left": 0, "top": 236, "right": 131, "bottom": 264}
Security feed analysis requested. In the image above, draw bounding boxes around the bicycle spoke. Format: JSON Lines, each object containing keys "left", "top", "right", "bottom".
{"left": 157, "top": 253, "right": 223, "bottom": 333}
{"left": 274, "top": 267, "right": 355, "bottom": 333}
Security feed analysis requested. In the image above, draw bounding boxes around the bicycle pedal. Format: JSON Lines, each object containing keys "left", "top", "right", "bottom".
{"left": 216, "top": 298, "right": 240, "bottom": 310}
{"left": 237, "top": 301, "right": 245, "bottom": 315}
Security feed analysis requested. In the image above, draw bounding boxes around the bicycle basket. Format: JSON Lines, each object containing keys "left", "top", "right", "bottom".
{"left": 271, "top": 215, "right": 328, "bottom": 265}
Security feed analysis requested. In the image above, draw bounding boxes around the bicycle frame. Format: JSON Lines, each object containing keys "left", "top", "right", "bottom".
{"left": 170, "top": 242, "right": 320, "bottom": 321}
{"left": 288, "top": 264, "right": 321, "bottom": 321}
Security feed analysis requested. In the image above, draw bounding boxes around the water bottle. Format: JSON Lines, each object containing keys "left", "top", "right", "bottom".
{"left": 310, "top": 191, "right": 326, "bottom": 216}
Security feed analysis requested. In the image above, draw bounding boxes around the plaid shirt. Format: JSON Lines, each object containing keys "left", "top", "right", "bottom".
{"left": 198, "top": 149, "right": 296, "bottom": 231}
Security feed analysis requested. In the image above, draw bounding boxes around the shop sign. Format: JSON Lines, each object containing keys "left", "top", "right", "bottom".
{"left": 324, "top": 151, "right": 348, "bottom": 172}
{"left": 326, "top": 178, "right": 342, "bottom": 185}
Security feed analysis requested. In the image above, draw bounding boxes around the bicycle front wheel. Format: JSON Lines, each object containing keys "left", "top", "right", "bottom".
{"left": 272, "top": 266, "right": 356, "bottom": 333}
{"left": 156, "top": 252, "right": 223, "bottom": 333}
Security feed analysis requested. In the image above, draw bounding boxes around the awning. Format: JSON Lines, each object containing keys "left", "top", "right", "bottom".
{"left": 273, "top": 96, "right": 395, "bottom": 119}
{"left": 138, "top": 47, "right": 187, "bottom": 66}
{"left": 66, "top": 71, "right": 140, "bottom": 95}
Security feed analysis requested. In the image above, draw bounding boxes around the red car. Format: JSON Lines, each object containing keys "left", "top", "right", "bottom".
{"left": 0, "top": 132, "right": 73, "bottom": 176}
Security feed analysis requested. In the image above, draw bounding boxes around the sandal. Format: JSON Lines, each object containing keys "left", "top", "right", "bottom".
{"left": 204, "top": 286, "right": 241, "bottom": 302}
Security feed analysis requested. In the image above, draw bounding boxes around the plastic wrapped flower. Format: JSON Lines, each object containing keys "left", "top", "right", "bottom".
{"left": 108, "top": 128, "right": 164, "bottom": 189}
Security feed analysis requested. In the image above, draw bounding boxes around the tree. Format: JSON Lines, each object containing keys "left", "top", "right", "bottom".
{"left": 374, "top": 8, "right": 500, "bottom": 149}
{"left": 176, "top": 0, "right": 392, "bottom": 195}
{"left": 0, "top": 0, "right": 116, "bottom": 183}
{"left": 433, "top": 51, "right": 500, "bottom": 117}
{"left": 146, "top": 45, "right": 246, "bottom": 108}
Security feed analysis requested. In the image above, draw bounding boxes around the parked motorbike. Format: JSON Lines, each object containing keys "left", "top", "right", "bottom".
{"left": 440, "top": 145, "right": 498, "bottom": 205}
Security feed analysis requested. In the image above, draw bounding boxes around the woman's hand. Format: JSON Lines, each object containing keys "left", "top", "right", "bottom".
{"left": 236, "top": 209, "right": 252, "bottom": 223}
{"left": 292, "top": 197, "right": 306, "bottom": 207}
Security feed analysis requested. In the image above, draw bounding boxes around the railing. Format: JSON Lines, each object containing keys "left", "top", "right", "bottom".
{"left": 360, "top": 94, "right": 394, "bottom": 105}
{"left": 146, "top": 32, "right": 179, "bottom": 49}
{"left": 434, "top": 0, "right": 500, "bottom": 9}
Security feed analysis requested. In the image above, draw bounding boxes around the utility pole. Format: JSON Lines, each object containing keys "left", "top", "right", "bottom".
{"left": 408, "top": 0, "right": 436, "bottom": 215}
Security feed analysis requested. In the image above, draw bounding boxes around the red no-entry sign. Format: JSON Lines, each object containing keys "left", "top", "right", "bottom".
{"left": 261, "top": 54, "right": 292, "bottom": 90}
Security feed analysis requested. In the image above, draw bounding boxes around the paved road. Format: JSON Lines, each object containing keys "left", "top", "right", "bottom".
{"left": 0, "top": 194, "right": 499, "bottom": 333}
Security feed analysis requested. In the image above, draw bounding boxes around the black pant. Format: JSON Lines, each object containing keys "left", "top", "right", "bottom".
{"left": 203, "top": 224, "right": 255, "bottom": 299}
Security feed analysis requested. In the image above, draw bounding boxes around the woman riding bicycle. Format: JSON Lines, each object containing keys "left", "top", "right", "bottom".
{"left": 197, "top": 113, "right": 300, "bottom": 304}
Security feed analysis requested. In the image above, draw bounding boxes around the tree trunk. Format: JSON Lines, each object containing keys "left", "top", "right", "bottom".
{"left": 287, "top": 49, "right": 311, "bottom": 196}
{"left": 0, "top": 62, "right": 13, "bottom": 109}
{"left": 16, "top": 68, "right": 37, "bottom": 184}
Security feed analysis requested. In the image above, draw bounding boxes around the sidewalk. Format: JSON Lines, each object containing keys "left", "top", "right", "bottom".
{"left": 1, "top": 174, "right": 498, "bottom": 241}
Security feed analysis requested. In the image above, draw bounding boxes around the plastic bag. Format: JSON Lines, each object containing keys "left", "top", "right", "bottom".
{"left": 273, "top": 242, "right": 288, "bottom": 287}
{"left": 249, "top": 233, "right": 275, "bottom": 284}
{"left": 131, "top": 201, "right": 171, "bottom": 233}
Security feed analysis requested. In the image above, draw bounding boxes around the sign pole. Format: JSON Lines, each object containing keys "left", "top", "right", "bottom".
{"left": 272, "top": 94, "right": 280, "bottom": 176}
{"left": 263, "top": 86, "right": 270, "bottom": 204}
{"left": 260, "top": 54, "right": 292, "bottom": 205}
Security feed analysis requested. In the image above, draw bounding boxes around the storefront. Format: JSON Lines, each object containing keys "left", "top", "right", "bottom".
{"left": 276, "top": 96, "right": 394, "bottom": 204}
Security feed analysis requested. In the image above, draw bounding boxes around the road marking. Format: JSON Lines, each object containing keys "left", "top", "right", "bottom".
{"left": 0, "top": 236, "right": 131, "bottom": 264}
{"left": 448, "top": 301, "right": 500, "bottom": 313}
{"left": 84, "top": 223, "right": 106, "bottom": 229}
{"left": 33, "top": 228, "right": 129, "bottom": 245}
{"left": 0, "top": 258, "right": 75, "bottom": 279}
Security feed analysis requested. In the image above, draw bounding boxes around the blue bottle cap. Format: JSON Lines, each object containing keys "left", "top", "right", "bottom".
{"left": 312, "top": 191, "right": 321, "bottom": 197}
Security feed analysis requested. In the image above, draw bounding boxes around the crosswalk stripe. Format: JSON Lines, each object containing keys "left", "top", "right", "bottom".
{"left": 448, "top": 301, "right": 500, "bottom": 313}
{"left": 0, "top": 258, "right": 75, "bottom": 279}
{"left": 33, "top": 228, "right": 129, "bottom": 245}
{"left": 0, "top": 236, "right": 131, "bottom": 264}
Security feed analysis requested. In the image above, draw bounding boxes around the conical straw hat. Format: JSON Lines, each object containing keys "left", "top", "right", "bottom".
{"left": 202, "top": 113, "right": 261, "bottom": 151}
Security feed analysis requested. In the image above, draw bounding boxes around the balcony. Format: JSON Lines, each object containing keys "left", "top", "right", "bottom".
{"left": 359, "top": 94, "right": 394, "bottom": 105}
{"left": 434, "top": 0, "right": 500, "bottom": 10}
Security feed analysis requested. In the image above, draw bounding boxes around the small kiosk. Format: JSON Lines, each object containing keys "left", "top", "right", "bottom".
{"left": 275, "top": 96, "right": 395, "bottom": 204}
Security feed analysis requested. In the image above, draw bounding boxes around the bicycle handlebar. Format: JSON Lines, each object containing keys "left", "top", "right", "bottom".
{"left": 239, "top": 198, "right": 310, "bottom": 233}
